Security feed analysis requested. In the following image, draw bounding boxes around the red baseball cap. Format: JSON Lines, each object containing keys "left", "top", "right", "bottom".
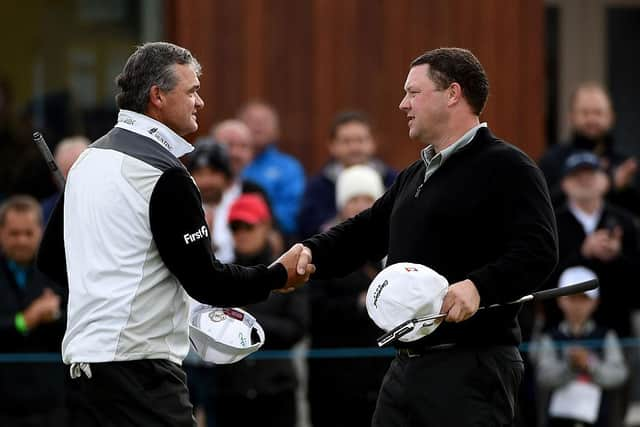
{"left": 228, "top": 194, "right": 271, "bottom": 225}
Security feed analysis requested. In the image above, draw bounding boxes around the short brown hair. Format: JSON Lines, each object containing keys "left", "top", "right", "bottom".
{"left": 0, "top": 195, "right": 43, "bottom": 227}
{"left": 329, "top": 110, "right": 372, "bottom": 139}
{"left": 410, "top": 48, "right": 489, "bottom": 115}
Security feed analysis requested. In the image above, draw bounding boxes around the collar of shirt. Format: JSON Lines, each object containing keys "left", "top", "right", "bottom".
{"left": 420, "top": 122, "right": 488, "bottom": 168}
{"left": 559, "top": 319, "right": 596, "bottom": 337}
{"left": 568, "top": 202, "right": 603, "bottom": 235}
{"left": 114, "top": 109, "right": 194, "bottom": 158}
{"left": 6, "top": 259, "right": 28, "bottom": 289}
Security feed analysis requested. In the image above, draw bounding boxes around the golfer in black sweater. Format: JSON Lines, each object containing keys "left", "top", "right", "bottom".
{"left": 290, "top": 48, "right": 558, "bottom": 426}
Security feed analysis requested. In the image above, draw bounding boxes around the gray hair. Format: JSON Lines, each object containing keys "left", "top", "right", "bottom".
{"left": 115, "top": 42, "right": 201, "bottom": 113}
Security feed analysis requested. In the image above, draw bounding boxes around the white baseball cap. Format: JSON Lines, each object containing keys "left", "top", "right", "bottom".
{"left": 558, "top": 266, "right": 600, "bottom": 299}
{"left": 366, "top": 262, "right": 449, "bottom": 342}
{"left": 189, "top": 306, "right": 265, "bottom": 364}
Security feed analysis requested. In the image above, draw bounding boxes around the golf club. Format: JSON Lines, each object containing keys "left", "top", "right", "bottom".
{"left": 377, "top": 279, "right": 599, "bottom": 347}
{"left": 33, "top": 131, "right": 65, "bottom": 189}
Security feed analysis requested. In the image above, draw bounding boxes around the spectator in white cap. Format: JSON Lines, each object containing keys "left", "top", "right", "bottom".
{"left": 322, "top": 164, "right": 385, "bottom": 231}
{"left": 536, "top": 266, "right": 628, "bottom": 427}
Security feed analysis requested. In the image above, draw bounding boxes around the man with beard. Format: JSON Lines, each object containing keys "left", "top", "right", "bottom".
{"left": 539, "top": 82, "right": 640, "bottom": 214}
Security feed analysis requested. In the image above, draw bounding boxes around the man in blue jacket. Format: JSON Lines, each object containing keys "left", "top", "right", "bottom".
{"left": 239, "top": 101, "right": 305, "bottom": 237}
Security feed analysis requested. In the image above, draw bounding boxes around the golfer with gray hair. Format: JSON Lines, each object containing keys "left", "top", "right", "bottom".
{"left": 37, "top": 42, "right": 313, "bottom": 426}
{"left": 289, "top": 47, "right": 559, "bottom": 426}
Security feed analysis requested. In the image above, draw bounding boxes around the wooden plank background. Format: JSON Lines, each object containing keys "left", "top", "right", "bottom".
{"left": 166, "top": 0, "right": 544, "bottom": 174}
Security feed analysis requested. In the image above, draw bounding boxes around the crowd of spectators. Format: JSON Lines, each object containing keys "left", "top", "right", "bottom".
{"left": 1, "top": 84, "right": 640, "bottom": 427}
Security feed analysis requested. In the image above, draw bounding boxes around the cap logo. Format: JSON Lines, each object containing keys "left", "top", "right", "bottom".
{"left": 404, "top": 267, "right": 418, "bottom": 272}
{"left": 223, "top": 308, "right": 245, "bottom": 321}
{"left": 373, "top": 279, "right": 389, "bottom": 307}
{"left": 238, "top": 332, "right": 247, "bottom": 347}
{"left": 209, "top": 310, "right": 226, "bottom": 322}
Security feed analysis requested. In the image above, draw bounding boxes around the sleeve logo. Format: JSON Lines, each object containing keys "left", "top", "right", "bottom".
{"left": 183, "top": 225, "right": 209, "bottom": 245}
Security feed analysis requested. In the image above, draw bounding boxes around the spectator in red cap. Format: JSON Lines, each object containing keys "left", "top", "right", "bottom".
{"left": 212, "top": 193, "right": 308, "bottom": 427}
{"left": 227, "top": 194, "right": 273, "bottom": 261}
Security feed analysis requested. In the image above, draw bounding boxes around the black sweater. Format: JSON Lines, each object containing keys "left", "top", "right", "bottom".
{"left": 304, "top": 127, "right": 558, "bottom": 348}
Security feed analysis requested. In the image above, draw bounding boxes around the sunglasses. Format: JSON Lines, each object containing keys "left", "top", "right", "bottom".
{"left": 230, "top": 221, "right": 256, "bottom": 233}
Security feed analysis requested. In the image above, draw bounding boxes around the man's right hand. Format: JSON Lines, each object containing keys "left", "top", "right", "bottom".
{"left": 271, "top": 243, "right": 315, "bottom": 293}
{"left": 23, "top": 288, "right": 61, "bottom": 329}
{"left": 581, "top": 227, "right": 622, "bottom": 262}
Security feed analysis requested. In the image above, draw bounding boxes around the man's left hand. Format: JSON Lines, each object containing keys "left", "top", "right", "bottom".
{"left": 441, "top": 279, "right": 480, "bottom": 323}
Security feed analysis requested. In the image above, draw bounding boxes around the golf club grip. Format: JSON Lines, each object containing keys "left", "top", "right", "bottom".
{"left": 530, "top": 279, "right": 599, "bottom": 301}
{"left": 33, "top": 132, "right": 65, "bottom": 188}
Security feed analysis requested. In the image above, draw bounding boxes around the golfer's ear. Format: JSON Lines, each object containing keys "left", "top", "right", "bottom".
{"left": 149, "top": 85, "right": 164, "bottom": 108}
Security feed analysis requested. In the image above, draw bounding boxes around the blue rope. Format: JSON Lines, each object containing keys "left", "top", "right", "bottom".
{"left": 2, "top": 338, "right": 639, "bottom": 363}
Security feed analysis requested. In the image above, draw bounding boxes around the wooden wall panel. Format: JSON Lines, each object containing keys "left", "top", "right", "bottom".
{"left": 167, "top": 0, "right": 545, "bottom": 174}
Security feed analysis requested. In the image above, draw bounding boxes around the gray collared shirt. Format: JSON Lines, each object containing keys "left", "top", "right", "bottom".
{"left": 420, "top": 122, "right": 488, "bottom": 183}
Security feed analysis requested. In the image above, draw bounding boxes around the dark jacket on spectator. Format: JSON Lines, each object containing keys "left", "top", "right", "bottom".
{"left": 0, "top": 254, "right": 66, "bottom": 415}
{"left": 298, "top": 158, "right": 397, "bottom": 239}
{"left": 544, "top": 203, "right": 640, "bottom": 337}
{"left": 308, "top": 260, "right": 389, "bottom": 427}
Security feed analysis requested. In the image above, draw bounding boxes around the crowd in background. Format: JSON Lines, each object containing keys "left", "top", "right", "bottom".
{"left": 1, "top": 81, "right": 640, "bottom": 427}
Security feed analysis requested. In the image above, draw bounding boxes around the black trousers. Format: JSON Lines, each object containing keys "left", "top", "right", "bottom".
{"left": 68, "top": 359, "right": 196, "bottom": 427}
{"left": 372, "top": 345, "right": 524, "bottom": 427}
{"left": 215, "top": 390, "right": 296, "bottom": 427}
{"left": 0, "top": 407, "right": 66, "bottom": 427}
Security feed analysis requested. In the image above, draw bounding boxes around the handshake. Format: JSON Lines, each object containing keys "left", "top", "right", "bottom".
{"left": 270, "top": 243, "right": 315, "bottom": 293}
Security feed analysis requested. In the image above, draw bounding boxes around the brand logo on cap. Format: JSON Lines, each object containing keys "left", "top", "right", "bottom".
{"left": 223, "top": 308, "right": 245, "bottom": 321}
{"left": 404, "top": 267, "right": 418, "bottom": 272}
{"left": 209, "top": 310, "right": 226, "bottom": 322}
{"left": 238, "top": 332, "right": 247, "bottom": 347}
{"left": 373, "top": 280, "right": 389, "bottom": 307}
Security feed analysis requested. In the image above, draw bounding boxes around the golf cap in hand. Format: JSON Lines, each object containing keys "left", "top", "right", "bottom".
{"left": 366, "top": 262, "right": 449, "bottom": 343}
{"left": 189, "top": 306, "right": 265, "bottom": 364}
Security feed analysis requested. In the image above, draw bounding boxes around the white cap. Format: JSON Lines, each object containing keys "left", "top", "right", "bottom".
{"left": 558, "top": 266, "right": 600, "bottom": 299}
{"left": 336, "top": 165, "right": 385, "bottom": 210}
{"left": 189, "top": 306, "right": 265, "bottom": 364}
{"left": 366, "top": 262, "right": 449, "bottom": 342}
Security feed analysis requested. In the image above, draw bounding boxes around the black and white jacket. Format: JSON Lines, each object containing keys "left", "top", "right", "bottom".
{"left": 38, "top": 110, "right": 287, "bottom": 365}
